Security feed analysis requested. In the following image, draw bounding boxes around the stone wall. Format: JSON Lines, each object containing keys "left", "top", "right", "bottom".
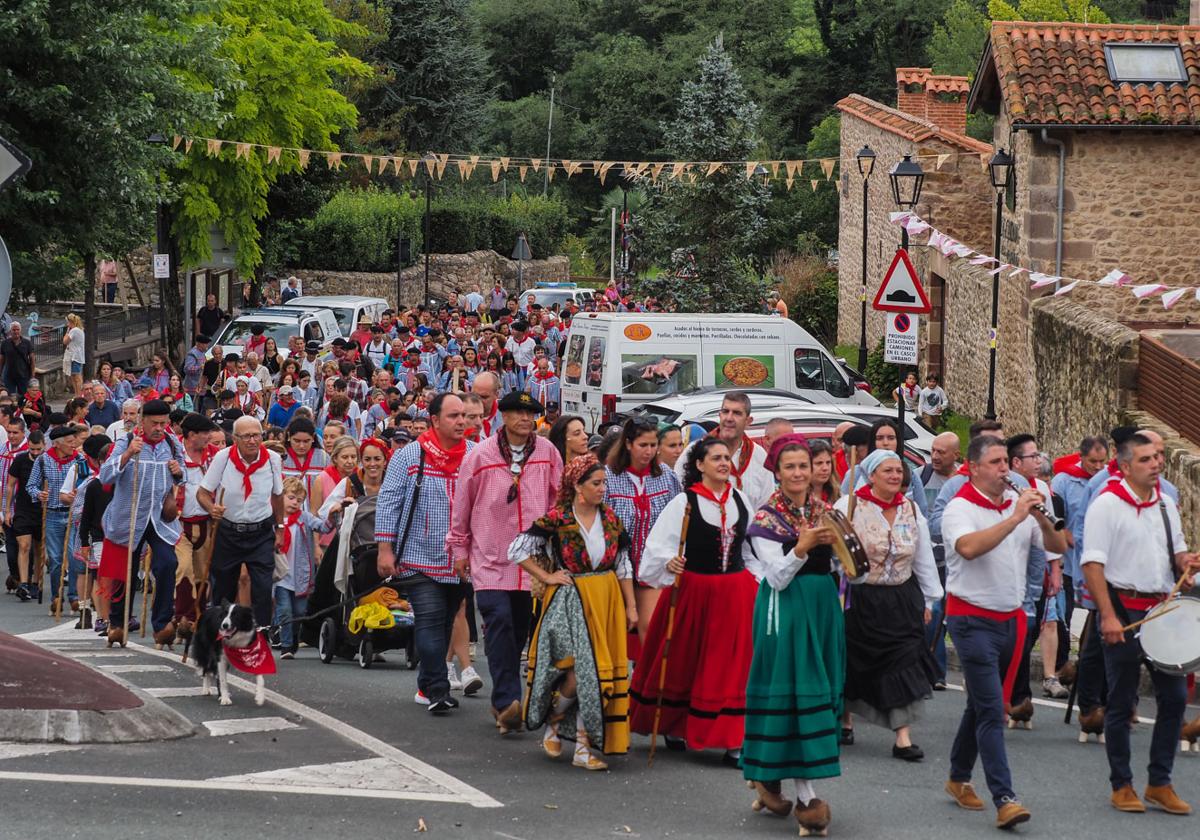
{"left": 289, "top": 250, "right": 569, "bottom": 307}
{"left": 1123, "top": 408, "right": 1200, "bottom": 550}
{"left": 1030, "top": 297, "right": 1139, "bottom": 457}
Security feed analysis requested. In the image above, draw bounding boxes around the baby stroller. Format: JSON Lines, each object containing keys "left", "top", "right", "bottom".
{"left": 302, "top": 514, "right": 418, "bottom": 670}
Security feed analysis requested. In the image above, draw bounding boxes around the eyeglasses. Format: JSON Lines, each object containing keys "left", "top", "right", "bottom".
{"left": 1013, "top": 452, "right": 1042, "bottom": 461}
{"left": 235, "top": 432, "right": 263, "bottom": 440}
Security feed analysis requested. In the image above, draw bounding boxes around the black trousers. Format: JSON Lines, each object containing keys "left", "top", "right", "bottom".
{"left": 209, "top": 519, "right": 275, "bottom": 628}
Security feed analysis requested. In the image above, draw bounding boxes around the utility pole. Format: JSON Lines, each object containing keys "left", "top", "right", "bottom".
{"left": 543, "top": 77, "right": 555, "bottom": 197}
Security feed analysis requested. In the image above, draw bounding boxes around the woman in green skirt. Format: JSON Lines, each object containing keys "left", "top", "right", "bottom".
{"left": 743, "top": 433, "right": 843, "bottom": 836}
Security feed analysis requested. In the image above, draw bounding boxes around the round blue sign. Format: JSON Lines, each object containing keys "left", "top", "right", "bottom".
{"left": 893, "top": 313, "right": 911, "bottom": 332}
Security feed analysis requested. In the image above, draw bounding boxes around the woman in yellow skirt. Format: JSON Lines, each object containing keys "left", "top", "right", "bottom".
{"left": 509, "top": 454, "right": 637, "bottom": 770}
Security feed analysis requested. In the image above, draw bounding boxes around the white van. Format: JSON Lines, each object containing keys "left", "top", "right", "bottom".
{"left": 212, "top": 307, "right": 340, "bottom": 360}
{"left": 284, "top": 295, "right": 389, "bottom": 338}
{"left": 560, "top": 313, "right": 879, "bottom": 429}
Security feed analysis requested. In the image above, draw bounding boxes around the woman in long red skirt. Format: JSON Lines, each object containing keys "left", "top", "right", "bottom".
{"left": 629, "top": 437, "right": 759, "bottom": 767}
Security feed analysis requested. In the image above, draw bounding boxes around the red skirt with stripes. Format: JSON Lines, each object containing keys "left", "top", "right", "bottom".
{"left": 628, "top": 568, "right": 758, "bottom": 750}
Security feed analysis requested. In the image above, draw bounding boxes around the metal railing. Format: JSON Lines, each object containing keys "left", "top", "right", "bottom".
{"left": 1138, "top": 334, "right": 1200, "bottom": 447}
{"left": 27, "top": 306, "right": 162, "bottom": 357}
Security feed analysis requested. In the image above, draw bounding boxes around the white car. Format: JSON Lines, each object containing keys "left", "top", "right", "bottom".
{"left": 626, "top": 390, "right": 935, "bottom": 460}
{"left": 211, "top": 307, "right": 340, "bottom": 360}
{"left": 284, "top": 295, "right": 389, "bottom": 339}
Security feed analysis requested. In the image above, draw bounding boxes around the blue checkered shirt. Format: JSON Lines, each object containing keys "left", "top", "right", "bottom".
{"left": 28, "top": 451, "right": 84, "bottom": 513}
{"left": 100, "top": 432, "right": 186, "bottom": 545}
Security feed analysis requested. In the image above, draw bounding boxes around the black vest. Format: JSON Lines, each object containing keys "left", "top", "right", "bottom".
{"left": 683, "top": 488, "right": 749, "bottom": 575}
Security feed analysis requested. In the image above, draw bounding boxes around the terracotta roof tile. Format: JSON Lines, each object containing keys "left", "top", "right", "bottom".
{"left": 983, "top": 21, "right": 1200, "bottom": 125}
{"left": 835, "top": 94, "right": 993, "bottom": 154}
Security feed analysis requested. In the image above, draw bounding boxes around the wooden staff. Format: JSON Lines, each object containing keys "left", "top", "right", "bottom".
{"left": 845, "top": 446, "right": 859, "bottom": 521}
{"left": 54, "top": 506, "right": 74, "bottom": 623}
{"left": 36, "top": 479, "right": 48, "bottom": 605}
{"left": 648, "top": 503, "right": 691, "bottom": 768}
{"left": 118, "top": 459, "right": 141, "bottom": 648}
{"left": 138, "top": 542, "right": 152, "bottom": 637}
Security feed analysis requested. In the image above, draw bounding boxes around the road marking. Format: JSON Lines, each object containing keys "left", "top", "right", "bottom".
{"left": 96, "top": 664, "right": 174, "bottom": 674}
{"left": 144, "top": 687, "right": 208, "bottom": 698}
{"left": 67, "top": 652, "right": 135, "bottom": 658}
{"left": 131, "top": 642, "right": 501, "bottom": 808}
{"left": 0, "top": 743, "right": 83, "bottom": 761}
{"left": 943, "top": 682, "right": 1160, "bottom": 725}
{"left": 209, "top": 756, "right": 450, "bottom": 797}
{"left": 202, "top": 717, "right": 299, "bottom": 736}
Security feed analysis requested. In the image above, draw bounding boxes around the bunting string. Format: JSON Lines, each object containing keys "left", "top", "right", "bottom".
{"left": 890, "top": 211, "right": 1198, "bottom": 310}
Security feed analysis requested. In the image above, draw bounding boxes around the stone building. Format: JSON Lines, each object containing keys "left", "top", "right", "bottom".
{"left": 837, "top": 20, "right": 1200, "bottom": 432}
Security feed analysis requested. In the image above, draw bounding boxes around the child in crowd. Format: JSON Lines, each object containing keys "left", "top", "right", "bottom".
{"left": 273, "top": 477, "right": 335, "bottom": 659}
{"left": 918, "top": 373, "right": 948, "bottom": 429}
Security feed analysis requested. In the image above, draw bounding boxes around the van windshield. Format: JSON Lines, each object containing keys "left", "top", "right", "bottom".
{"left": 329, "top": 307, "right": 355, "bottom": 336}
{"left": 216, "top": 320, "right": 295, "bottom": 347}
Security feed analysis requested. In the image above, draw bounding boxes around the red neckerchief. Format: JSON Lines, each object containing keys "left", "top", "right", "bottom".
{"left": 465, "top": 427, "right": 479, "bottom": 442}
{"left": 533, "top": 369, "right": 556, "bottom": 381}
{"left": 1057, "top": 458, "right": 1091, "bottom": 480}
{"left": 136, "top": 429, "right": 167, "bottom": 448}
{"left": 229, "top": 445, "right": 270, "bottom": 500}
{"left": 278, "top": 510, "right": 303, "bottom": 555}
{"left": 854, "top": 484, "right": 904, "bottom": 510}
{"left": 286, "top": 447, "right": 315, "bottom": 473}
{"left": 25, "top": 390, "right": 42, "bottom": 403}
{"left": 277, "top": 395, "right": 294, "bottom": 408}
{"left": 955, "top": 481, "right": 1012, "bottom": 512}
{"left": 1101, "top": 480, "right": 1157, "bottom": 515}
{"left": 322, "top": 462, "right": 349, "bottom": 485}
{"left": 220, "top": 632, "right": 276, "bottom": 675}
{"left": 84, "top": 455, "right": 102, "bottom": 475}
{"left": 627, "top": 464, "right": 651, "bottom": 479}
{"left": 1107, "top": 459, "right": 1121, "bottom": 477}
{"left": 482, "top": 402, "right": 498, "bottom": 437}
{"left": 47, "top": 446, "right": 76, "bottom": 467}
{"left": 172, "top": 391, "right": 186, "bottom": 403}
{"left": 418, "top": 429, "right": 467, "bottom": 474}
{"left": 956, "top": 462, "right": 971, "bottom": 476}
{"left": 708, "top": 431, "right": 756, "bottom": 488}
{"left": 689, "top": 481, "right": 731, "bottom": 533}
{"left": 402, "top": 359, "right": 422, "bottom": 370}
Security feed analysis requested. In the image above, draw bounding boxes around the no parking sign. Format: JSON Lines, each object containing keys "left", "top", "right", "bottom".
{"left": 884, "top": 312, "right": 919, "bottom": 365}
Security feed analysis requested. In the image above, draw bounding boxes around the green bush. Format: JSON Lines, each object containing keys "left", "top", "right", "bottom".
{"left": 484, "top": 193, "right": 569, "bottom": 257}
{"left": 559, "top": 233, "right": 596, "bottom": 276}
{"left": 428, "top": 198, "right": 493, "bottom": 253}
{"left": 300, "top": 188, "right": 424, "bottom": 272}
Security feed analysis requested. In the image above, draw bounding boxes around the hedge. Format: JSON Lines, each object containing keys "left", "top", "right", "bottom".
{"left": 276, "top": 189, "right": 569, "bottom": 273}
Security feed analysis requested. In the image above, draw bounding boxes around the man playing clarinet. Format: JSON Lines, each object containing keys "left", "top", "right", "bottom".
{"left": 1081, "top": 432, "right": 1200, "bottom": 815}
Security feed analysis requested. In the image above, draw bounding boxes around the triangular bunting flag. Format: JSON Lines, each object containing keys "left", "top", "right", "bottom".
{"left": 1131, "top": 283, "right": 1167, "bottom": 299}
{"left": 671, "top": 162, "right": 686, "bottom": 179}
{"left": 490, "top": 160, "right": 502, "bottom": 181}
{"left": 392, "top": 157, "right": 405, "bottom": 175}
{"left": 499, "top": 156, "right": 510, "bottom": 172}
{"left": 184, "top": 139, "right": 194, "bottom": 154}
{"left": 970, "top": 254, "right": 999, "bottom": 265}
{"left": 811, "top": 179, "right": 819, "bottom": 192}
{"left": 988, "top": 264, "right": 1013, "bottom": 276}
{"left": 518, "top": 165, "right": 528, "bottom": 182}
{"left": 236, "top": 143, "right": 251, "bottom": 160}
{"left": 785, "top": 176, "right": 794, "bottom": 190}
{"left": 745, "top": 161, "right": 759, "bottom": 178}
{"left": 561, "top": 159, "right": 573, "bottom": 177}
{"left": 650, "top": 162, "right": 666, "bottom": 182}
{"left": 297, "top": 149, "right": 310, "bottom": 169}
{"left": 820, "top": 158, "right": 835, "bottom": 180}
{"left": 530, "top": 159, "right": 542, "bottom": 172}
{"left": 422, "top": 156, "right": 436, "bottom": 176}
{"left": 769, "top": 161, "right": 780, "bottom": 177}
{"left": 1030, "top": 273, "right": 1060, "bottom": 289}
{"left": 936, "top": 154, "right": 950, "bottom": 170}
{"left": 598, "top": 162, "right": 615, "bottom": 184}
{"left": 547, "top": 162, "right": 556, "bottom": 182}
{"left": 266, "top": 146, "right": 282, "bottom": 165}
{"left": 706, "top": 162, "right": 723, "bottom": 177}
{"left": 407, "top": 158, "right": 420, "bottom": 176}
{"left": 1009, "top": 267, "right": 1028, "bottom": 278}
{"left": 785, "top": 160, "right": 799, "bottom": 179}
{"left": 362, "top": 154, "right": 375, "bottom": 174}
{"left": 1097, "top": 269, "right": 1132, "bottom": 287}
{"left": 206, "top": 139, "right": 223, "bottom": 157}
{"left": 1054, "top": 280, "right": 1079, "bottom": 296}
{"left": 171, "top": 135, "right": 182, "bottom": 151}
{"left": 325, "top": 152, "right": 343, "bottom": 170}
{"left": 1163, "top": 288, "right": 1189, "bottom": 309}
{"left": 456, "top": 159, "right": 473, "bottom": 180}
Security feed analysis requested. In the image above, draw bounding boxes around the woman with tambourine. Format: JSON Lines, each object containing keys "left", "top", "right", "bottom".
{"left": 742, "top": 433, "right": 844, "bottom": 837}
{"left": 833, "top": 448, "right": 942, "bottom": 762}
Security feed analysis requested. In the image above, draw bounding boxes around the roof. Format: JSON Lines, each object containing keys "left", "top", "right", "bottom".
{"left": 835, "top": 94, "right": 992, "bottom": 154}
{"left": 285, "top": 295, "right": 388, "bottom": 307}
{"left": 971, "top": 21, "right": 1200, "bottom": 126}
{"left": 896, "top": 68, "right": 971, "bottom": 94}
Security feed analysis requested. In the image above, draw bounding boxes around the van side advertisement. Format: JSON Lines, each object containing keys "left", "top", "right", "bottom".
{"left": 714, "top": 354, "right": 775, "bottom": 388}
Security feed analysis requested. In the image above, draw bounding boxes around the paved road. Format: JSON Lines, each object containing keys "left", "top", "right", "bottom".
{"left": 1, "top": 592, "right": 1198, "bottom": 840}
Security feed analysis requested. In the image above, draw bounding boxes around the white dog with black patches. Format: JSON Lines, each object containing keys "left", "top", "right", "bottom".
{"left": 187, "top": 602, "right": 269, "bottom": 706}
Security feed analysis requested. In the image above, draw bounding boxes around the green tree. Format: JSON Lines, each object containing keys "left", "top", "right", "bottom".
{"left": 0, "top": 0, "right": 222, "bottom": 367}
{"left": 930, "top": 0, "right": 991, "bottom": 77}
{"left": 357, "top": 0, "right": 493, "bottom": 153}
{"left": 988, "top": 0, "right": 1110, "bottom": 21}
{"left": 638, "top": 38, "right": 772, "bottom": 313}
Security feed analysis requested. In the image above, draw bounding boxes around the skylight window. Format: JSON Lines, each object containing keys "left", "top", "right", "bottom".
{"left": 1104, "top": 43, "right": 1187, "bottom": 84}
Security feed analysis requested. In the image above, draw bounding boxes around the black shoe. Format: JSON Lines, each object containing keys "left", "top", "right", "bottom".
{"left": 664, "top": 735, "right": 686, "bottom": 751}
{"left": 721, "top": 749, "right": 742, "bottom": 768}
{"left": 892, "top": 744, "right": 924, "bottom": 762}
{"left": 933, "top": 681, "right": 947, "bottom": 691}
{"left": 15, "top": 584, "right": 31, "bottom": 602}
{"left": 428, "top": 696, "right": 457, "bottom": 715}
{"left": 840, "top": 727, "right": 854, "bottom": 746}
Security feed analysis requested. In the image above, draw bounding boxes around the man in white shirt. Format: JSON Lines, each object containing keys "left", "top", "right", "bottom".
{"left": 105, "top": 399, "right": 141, "bottom": 442}
{"left": 504, "top": 321, "right": 536, "bottom": 387}
{"left": 940, "top": 434, "right": 1066, "bottom": 830}
{"left": 1081, "top": 432, "right": 1199, "bottom": 816}
{"left": 674, "top": 392, "right": 772, "bottom": 508}
{"left": 198, "top": 416, "right": 284, "bottom": 627}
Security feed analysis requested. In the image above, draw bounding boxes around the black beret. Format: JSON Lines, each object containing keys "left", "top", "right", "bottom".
{"left": 141, "top": 399, "right": 171, "bottom": 417}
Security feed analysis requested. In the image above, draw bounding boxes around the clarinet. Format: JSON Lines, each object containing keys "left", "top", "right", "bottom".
{"left": 1002, "top": 476, "right": 1065, "bottom": 531}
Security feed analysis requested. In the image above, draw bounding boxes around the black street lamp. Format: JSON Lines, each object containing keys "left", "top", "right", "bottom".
{"left": 984, "top": 148, "right": 1014, "bottom": 420}
{"left": 421, "top": 152, "right": 437, "bottom": 306}
{"left": 147, "top": 133, "right": 173, "bottom": 353}
{"left": 855, "top": 145, "right": 875, "bottom": 371}
{"left": 887, "top": 153, "right": 925, "bottom": 439}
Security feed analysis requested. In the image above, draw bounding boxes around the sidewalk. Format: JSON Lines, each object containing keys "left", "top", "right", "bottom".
{"left": 0, "top": 631, "right": 194, "bottom": 744}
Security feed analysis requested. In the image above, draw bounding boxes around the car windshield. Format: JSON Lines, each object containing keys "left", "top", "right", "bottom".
{"left": 628, "top": 403, "right": 681, "bottom": 424}
{"left": 329, "top": 308, "right": 355, "bottom": 335}
{"left": 216, "top": 320, "right": 295, "bottom": 346}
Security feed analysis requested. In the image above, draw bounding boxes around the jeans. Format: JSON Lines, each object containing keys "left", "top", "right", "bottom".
{"left": 43, "top": 509, "right": 77, "bottom": 603}
{"left": 948, "top": 615, "right": 1018, "bottom": 807}
{"left": 272, "top": 586, "right": 307, "bottom": 651}
{"left": 3, "top": 373, "right": 27, "bottom": 398}
{"left": 110, "top": 526, "right": 178, "bottom": 631}
{"left": 1077, "top": 609, "right": 1109, "bottom": 714}
{"left": 406, "top": 575, "right": 467, "bottom": 701}
{"left": 475, "top": 588, "right": 532, "bottom": 712}
{"left": 1102, "top": 607, "right": 1188, "bottom": 790}
{"left": 923, "top": 560, "right": 948, "bottom": 681}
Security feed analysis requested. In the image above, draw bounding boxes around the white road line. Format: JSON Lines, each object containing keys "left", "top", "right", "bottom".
{"left": 202, "top": 717, "right": 299, "bottom": 736}
{"left": 66, "top": 652, "right": 135, "bottom": 658}
{"left": 143, "top": 687, "right": 208, "bottom": 698}
{"left": 208, "top": 756, "right": 450, "bottom": 797}
{"left": 131, "top": 642, "right": 501, "bottom": 808}
{"left": 943, "top": 682, "right": 1160, "bottom": 725}
{"left": 96, "top": 664, "right": 174, "bottom": 674}
{"left": 0, "top": 743, "right": 83, "bottom": 761}
{"left": 0, "top": 771, "right": 479, "bottom": 804}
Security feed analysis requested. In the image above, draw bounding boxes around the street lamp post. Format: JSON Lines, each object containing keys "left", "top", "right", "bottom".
{"left": 421, "top": 153, "right": 436, "bottom": 307}
{"left": 887, "top": 154, "right": 926, "bottom": 443}
{"left": 147, "top": 133, "right": 173, "bottom": 354}
{"left": 856, "top": 145, "right": 875, "bottom": 371}
{"left": 984, "top": 148, "right": 1014, "bottom": 420}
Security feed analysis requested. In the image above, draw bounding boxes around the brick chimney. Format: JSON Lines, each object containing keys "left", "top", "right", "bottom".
{"left": 895, "top": 68, "right": 970, "bottom": 135}
{"left": 1192, "top": 0, "right": 1200, "bottom": 25}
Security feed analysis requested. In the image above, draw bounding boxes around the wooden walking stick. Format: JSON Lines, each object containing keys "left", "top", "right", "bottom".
{"left": 36, "top": 479, "right": 48, "bottom": 606}
{"left": 648, "top": 503, "right": 691, "bottom": 768}
{"left": 116, "top": 459, "right": 141, "bottom": 648}
{"left": 54, "top": 507, "right": 74, "bottom": 623}
{"left": 139, "top": 542, "right": 152, "bottom": 637}
{"left": 1064, "top": 609, "right": 1094, "bottom": 725}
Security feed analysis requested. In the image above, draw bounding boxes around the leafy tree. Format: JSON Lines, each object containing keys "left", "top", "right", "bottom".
{"left": 357, "top": 0, "right": 493, "bottom": 153}
{"left": 0, "top": 0, "right": 221, "bottom": 367}
{"left": 930, "top": 0, "right": 991, "bottom": 77}
{"left": 638, "top": 38, "right": 771, "bottom": 313}
{"left": 988, "top": 0, "right": 1110, "bottom": 20}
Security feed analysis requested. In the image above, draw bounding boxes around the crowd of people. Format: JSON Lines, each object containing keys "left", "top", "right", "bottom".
{"left": 1, "top": 291, "right": 1199, "bottom": 836}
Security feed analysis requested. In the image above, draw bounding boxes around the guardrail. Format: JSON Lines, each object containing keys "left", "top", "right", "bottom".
{"left": 27, "top": 307, "right": 162, "bottom": 357}
{"left": 1138, "top": 334, "right": 1200, "bottom": 447}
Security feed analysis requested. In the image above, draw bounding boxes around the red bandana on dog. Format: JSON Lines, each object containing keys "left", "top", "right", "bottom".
{"left": 220, "top": 631, "right": 277, "bottom": 675}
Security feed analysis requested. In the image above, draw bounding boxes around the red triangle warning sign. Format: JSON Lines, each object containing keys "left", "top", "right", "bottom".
{"left": 872, "top": 248, "right": 931, "bottom": 314}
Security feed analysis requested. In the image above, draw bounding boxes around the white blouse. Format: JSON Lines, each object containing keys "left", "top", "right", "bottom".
{"left": 507, "top": 508, "right": 633, "bottom": 580}
{"left": 639, "top": 489, "right": 762, "bottom": 589}
{"left": 748, "top": 536, "right": 810, "bottom": 592}
{"left": 833, "top": 495, "right": 943, "bottom": 609}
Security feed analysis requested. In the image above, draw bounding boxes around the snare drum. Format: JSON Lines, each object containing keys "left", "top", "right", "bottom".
{"left": 1137, "top": 596, "right": 1200, "bottom": 675}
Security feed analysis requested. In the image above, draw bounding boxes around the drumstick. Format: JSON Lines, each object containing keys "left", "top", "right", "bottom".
{"left": 845, "top": 447, "right": 859, "bottom": 521}
{"left": 1122, "top": 603, "right": 1180, "bottom": 633}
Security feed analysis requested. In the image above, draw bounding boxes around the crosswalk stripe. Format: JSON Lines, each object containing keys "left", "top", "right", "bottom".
{"left": 202, "top": 717, "right": 300, "bottom": 736}
{"left": 96, "top": 664, "right": 173, "bottom": 674}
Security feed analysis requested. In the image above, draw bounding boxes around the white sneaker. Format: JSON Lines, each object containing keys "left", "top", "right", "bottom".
{"left": 460, "top": 666, "right": 483, "bottom": 696}
{"left": 1042, "top": 676, "right": 1069, "bottom": 699}
{"left": 447, "top": 662, "right": 463, "bottom": 691}
{"left": 414, "top": 690, "right": 430, "bottom": 706}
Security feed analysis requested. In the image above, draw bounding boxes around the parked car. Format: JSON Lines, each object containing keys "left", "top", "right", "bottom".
{"left": 744, "top": 415, "right": 928, "bottom": 467}
{"left": 518, "top": 284, "right": 594, "bottom": 312}
{"left": 284, "top": 295, "right": 389, "bottom": 339}
{"left": 561, "top": 312, "right": 879, "bottom": 429}
{"left": 212, "top": 307, "right": 340, "bottom": 360}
